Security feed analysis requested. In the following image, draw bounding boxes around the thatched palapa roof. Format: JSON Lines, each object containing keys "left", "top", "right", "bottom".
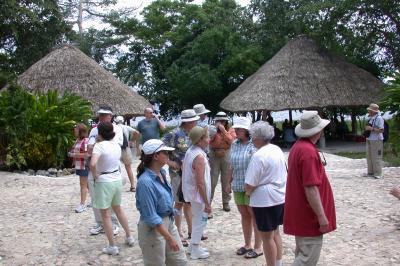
{"left": 220, "top": 35, "right": 384, "bottom": 112}
{"left": 17, "top": 45, "right": 151, "bottom": 116}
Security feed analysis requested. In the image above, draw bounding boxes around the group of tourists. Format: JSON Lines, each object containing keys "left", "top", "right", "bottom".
{"left": 68, "top": 102, "right": 342, "bottom": 265}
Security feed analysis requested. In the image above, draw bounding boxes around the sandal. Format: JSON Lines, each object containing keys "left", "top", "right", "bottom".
{"left": 244, "top": 250, "right": 263, "bottom": 259}
{"left": 236, "top": 247, "right": 252, "bottom": 256}
{"left": 129, "top": 187, "right": 136, "bottom": 192}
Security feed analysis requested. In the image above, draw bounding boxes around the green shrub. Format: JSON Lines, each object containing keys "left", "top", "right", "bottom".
{"left": 0, "top": 85, "right": 92, "bottom": 170}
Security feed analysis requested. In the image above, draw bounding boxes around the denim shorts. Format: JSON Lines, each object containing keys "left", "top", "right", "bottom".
{"left": 76, "top": 169, "right": 89, "bottom": 177}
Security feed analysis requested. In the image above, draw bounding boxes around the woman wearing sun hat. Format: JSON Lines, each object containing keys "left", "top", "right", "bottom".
{"left": 136, "top": 139, "right": 187, "bottom": 265}
{"left": 209, "top": 111, "right": 236, "bottom": 211}
{"left": 182, "top": 126, "right": 211, "bottom": 259}
{"left": 228, "top": 117, "right": 263, "bottom": 259}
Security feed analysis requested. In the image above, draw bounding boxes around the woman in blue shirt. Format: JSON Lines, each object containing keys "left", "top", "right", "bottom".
{"left": 136, "top": 139, "right": 188, "bottom": 266}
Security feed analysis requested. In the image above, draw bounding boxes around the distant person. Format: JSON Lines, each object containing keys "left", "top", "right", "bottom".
{"left": 284, "top": 111, "right": 336, "bottom": 266}
{"left": 87, "top": 106, "right": 123, "bottom": 236}
{"left": 163, "top": 109, "right": 200, "bottom": 247}
{"left": 194, "top": 104, "right": 211, "bottom": 128}
{"left": 114, "top": 116, "right": 140, "bottom": 192}
{"left": 245, "top": 121, "right": 286, "bottom": 266}
{"left": 136, "top": 139, "right": 187, "bottom": 265}
{"left": 209, "top": 111, "right": 236, "bottom": 212}
{"left": 137, "top": 107, "right": 166, "bottom": 144}
{"left": 69, "top": 123, "right": 89, "bottom": 213}
{"left": 364, "top": 103, "right": 384, "bottom": 179}
{"left": 337, "top": 116, "right": 349, "bottom": 140}
{"left": 282, "top": 119, "right": 290, "bottom": 130}
{"left": 182, "top": 126, "right": 211, "bottom": 259}
{"left": 89, "top": 122, "right": 135, "bottom": 255}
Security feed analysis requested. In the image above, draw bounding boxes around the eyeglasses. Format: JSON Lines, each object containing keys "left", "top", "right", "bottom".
{"left": 318, "top": 151, "right": 327, "bottom": 166}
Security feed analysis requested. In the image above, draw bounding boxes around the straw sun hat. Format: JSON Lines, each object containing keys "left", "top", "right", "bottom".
{"left": 295, "top": 111, "right": 330, "bottom": 138}
{"left": 367, "top": 103, "right": 379, "bottom": 113}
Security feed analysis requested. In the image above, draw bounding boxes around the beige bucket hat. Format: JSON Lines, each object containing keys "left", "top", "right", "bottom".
{"left": 295, "top": 111, "right": 330, "bottom": 138}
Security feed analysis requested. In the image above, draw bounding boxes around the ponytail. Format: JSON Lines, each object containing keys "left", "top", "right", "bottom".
{"left": 137, "top": 151, "right": 154, "bottom": 178}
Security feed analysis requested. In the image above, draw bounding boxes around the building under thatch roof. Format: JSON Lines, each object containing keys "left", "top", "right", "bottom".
{"left": 220, "top": 35, "right": 384, "bottom": 112}
{"left": 17, "top": 45, "right": 151, "bottom": 116}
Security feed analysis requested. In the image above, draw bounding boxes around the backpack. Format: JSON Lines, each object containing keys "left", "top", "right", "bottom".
{"left": 383, "top": 120, "right": 389, "bottom": 142}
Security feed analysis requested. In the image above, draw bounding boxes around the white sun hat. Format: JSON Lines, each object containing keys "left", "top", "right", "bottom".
{"left": 232, "top": 117, "right": 251, "bottom": 131}
{"left": 295, "top": 111, "right": 330, "bottom": 138}
{"left": 193, "top": 104, "right": 211, "bottom": 115}
{"left": 142, "top": 139, "right": 175, "bottom": 155}
{"left": 180, "top": 109, "right": 200, "bottom": 123}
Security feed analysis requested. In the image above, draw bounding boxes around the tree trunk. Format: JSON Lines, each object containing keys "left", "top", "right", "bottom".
{"left": 78, "top": 0, "right": 83, "bottom": 35}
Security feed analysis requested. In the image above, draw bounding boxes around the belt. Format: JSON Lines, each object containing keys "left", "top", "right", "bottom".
{"left": 100, "top": 169, "right": 119, "bottom": 175}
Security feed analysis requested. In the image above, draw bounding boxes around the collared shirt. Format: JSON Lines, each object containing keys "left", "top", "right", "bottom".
{"left": 72, "top": 138, "right": 88, "bottom": 170}
{"left": 136, "top": 168, "right": 174, "bottom": 228}
{"left": 162, "top": 127, "right": 191, "bottom": 165}
{"left": 197, "top": 118, "right": 209, "bottom": 128}
{"left": 367, "top": 113, "right": 384, "bottom": 141}
{"left": 209, "top": 127, "right": 236, "bottom": 150}
{"left": 230, "top": 139, "right": 256, "bottom": 192}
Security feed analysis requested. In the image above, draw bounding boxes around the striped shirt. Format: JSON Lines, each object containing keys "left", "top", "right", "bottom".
{"left": 230, "top": 139, "right": 256, "bottom": 192}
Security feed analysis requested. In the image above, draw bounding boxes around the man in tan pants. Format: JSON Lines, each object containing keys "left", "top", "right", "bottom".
{"left": 364, "top": 103, "right": 384, "bottom": 179}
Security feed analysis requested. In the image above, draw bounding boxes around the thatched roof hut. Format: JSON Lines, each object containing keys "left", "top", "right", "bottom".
{"left": 17, "top": 45, "right": 151, "bottom": 116}
{"left": 220, "top": 35, "right": 384, "bottom": 112}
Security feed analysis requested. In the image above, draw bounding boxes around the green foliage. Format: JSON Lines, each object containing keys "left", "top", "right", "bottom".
{"left": 0, "top": 0, "right": 71, "bottom": 76}
{"left": 0, "top": 85, "right": 92, "bottom": 170}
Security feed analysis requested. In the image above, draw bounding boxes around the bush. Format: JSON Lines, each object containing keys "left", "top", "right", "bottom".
{"left": 0, "top": 85, "right": 92, "bottom": 170}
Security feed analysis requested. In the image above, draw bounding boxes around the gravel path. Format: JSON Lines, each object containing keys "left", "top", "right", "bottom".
{"left": 0, "top": 153, "right": 399, "bottom": 265}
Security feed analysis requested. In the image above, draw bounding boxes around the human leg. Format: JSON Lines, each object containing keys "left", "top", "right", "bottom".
{"left": 79, "top": 176, "right": 88, "bottom": 205}
{"left": 138, "top": 220, "right": 167, "bottom": 265}
{"left": 247, "top": 206, "right": 262, "bottom": 253}
{"left": 165, "top": 218, "right": 188, "bottom": 266}
{"left": 220, "top": 152, "right": 232, "bottom": 207}
{"left": 237, "top": 204, "right": 252, "bottom": 250}
{"left": 292, "top": 236, "right": 323, "bottom": 266}
{"left": 370, "top": 140, "right": 383, "bottom": 177}
{"left": 259, "top": 230, "right": 276, "bottom": 266}
{"left": 366, "top": 140, "right": 373, "bottom": 175}
{"left": 100, "top": 208, "right": 115, "bottom": 246}
{"left": 183, "top": 203, "right": 192, "bottom": 237}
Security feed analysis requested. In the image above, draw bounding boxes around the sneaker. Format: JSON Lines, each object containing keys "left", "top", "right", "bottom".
{"left": 125, "top": 236, "right": 135, "bottom": 246}
{"left": 113, "top": 225, "right": 119, "bottom": 236}
{"left": 188, "top": 244, "right": 208, "bottom": 254}
{"left": 190, "top": 246, "right": 210, "bottom": 259}
{"left": 75, "top": 204, "right": 86, "bottom": 213}
{"left": 102, "top": 245, "right": 119, "bottom": 255}
{"left": 374, "top": 175, "right": 382, "bottom": 179}
{"left": 89, "top": 224, "right": 104, "bottom": 235}
{"left": 86, "top": 202, "right": 92, "bottom": 208}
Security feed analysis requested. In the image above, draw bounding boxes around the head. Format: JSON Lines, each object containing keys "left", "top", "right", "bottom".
{"left": 232, "top": 117, "right": 251, "bottom": 142}
{"left": 97, "top": 106, "right": 113, "bottom": 123}
{"left": 97, "top": 122, "right": 115, "bottom": 141}
{"left": 74, "top": 123, "right": 88, "bottom": 139}
{"left": 180, "top": 109, "right": 200, "bottom": 131}
{"left": 193, "top": 104, "right": 210, "bottom": 121}
{"left": 137, "top": 139, "right": 175, "bottom": 177}
{"left": 367, "top": 103, "right": 379, "bottom": 117}
{"left": 214, "top": 111, "right": 230, "bottom": 129}
{"left": 144, "top": 108, "right": 154, "bottom": 120}
{"left": 189, "top": 126, "right": 209, "bottom": 149}
{"left": 250, "top": 121, "right": 275, "bottom": 149}
{"left": 114, "top": 115, "right": 124, "bottom": 124}
{"left": 294, "top": 111, "right": 330, "bottom": 144}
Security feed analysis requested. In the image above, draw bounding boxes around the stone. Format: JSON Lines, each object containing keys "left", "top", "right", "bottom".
{"left": 28, "top": 169, "right": 35, "bottom": 176}
{"left": 62, "top": 168, "right": 71, "bottom": 176}
{"left": 47, "top": 168, "right": 57, "bottom": 175}
{"left": 36, "top": 170, "right": 48, "bottom": 176}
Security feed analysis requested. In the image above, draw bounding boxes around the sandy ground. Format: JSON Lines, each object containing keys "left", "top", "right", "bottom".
{"left": 0, "top": 153, "right": 400, "bottom": 266}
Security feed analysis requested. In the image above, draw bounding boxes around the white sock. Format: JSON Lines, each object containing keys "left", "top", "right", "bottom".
{"left": 276, "top": 259, "right": 282, "bottom": 266}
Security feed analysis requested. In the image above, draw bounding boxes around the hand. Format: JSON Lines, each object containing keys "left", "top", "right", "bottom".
{"left": 390, "top": 186, "right": 400, "bottom": 200}
{"left": 169, "top": 161, "right": 180, "bottom": 171}
{"left": 167, "top": 236, "right": 180, "bottom": 251}
{"left": 217, "top": 123, "right": 226, "bottom": 133}
{"left": 317, "top": 215, "right": 329, "bottom": 233}
{"left": 365, "top": 125, "right": 373, "bottom": 131}
{"left": 204, "top": 204, "right": 212, "bottom": 214}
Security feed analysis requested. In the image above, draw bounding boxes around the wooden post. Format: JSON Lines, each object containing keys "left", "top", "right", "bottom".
{"left": 351, "top": 108, "right": 357, "bottom": 134}
{"left": 289, "top": 109, "right": 293, "bottom": 124}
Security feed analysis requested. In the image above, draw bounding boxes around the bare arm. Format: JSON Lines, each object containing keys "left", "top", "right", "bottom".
{"left": 90, "top": 154, "right": 100, "bottom": 180}
{"left": 154, "top": 223, "right": 180, "bottom": 251}
{"left": 245, "top": 183, "right": 256, "bottom": 196}
{"left": 193, "top": 155, "right": 211, "bottom": 213}
{"left": 155, "top": 115, "right": 166, "bottom": 131}
{"left": 304, "top": 186, "right": 329, "bottom": 233}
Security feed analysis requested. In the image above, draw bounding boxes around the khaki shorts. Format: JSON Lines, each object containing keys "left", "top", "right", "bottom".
{"left": 121, "top": 148, "right": 133, "bottom": 165}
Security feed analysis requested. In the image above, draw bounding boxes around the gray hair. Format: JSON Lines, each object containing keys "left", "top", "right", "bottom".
{"left": 250, "top": 121, "right": 275, "bottom": 141}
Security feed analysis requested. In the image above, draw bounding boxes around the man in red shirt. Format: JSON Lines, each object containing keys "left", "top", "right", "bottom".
{"left": 284, "top": 111, "right": 336, "bottom": 265}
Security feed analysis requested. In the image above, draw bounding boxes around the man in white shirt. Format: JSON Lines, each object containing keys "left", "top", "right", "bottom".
{"left": 87, "top": 106, "right": 122, "bottom": 235}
